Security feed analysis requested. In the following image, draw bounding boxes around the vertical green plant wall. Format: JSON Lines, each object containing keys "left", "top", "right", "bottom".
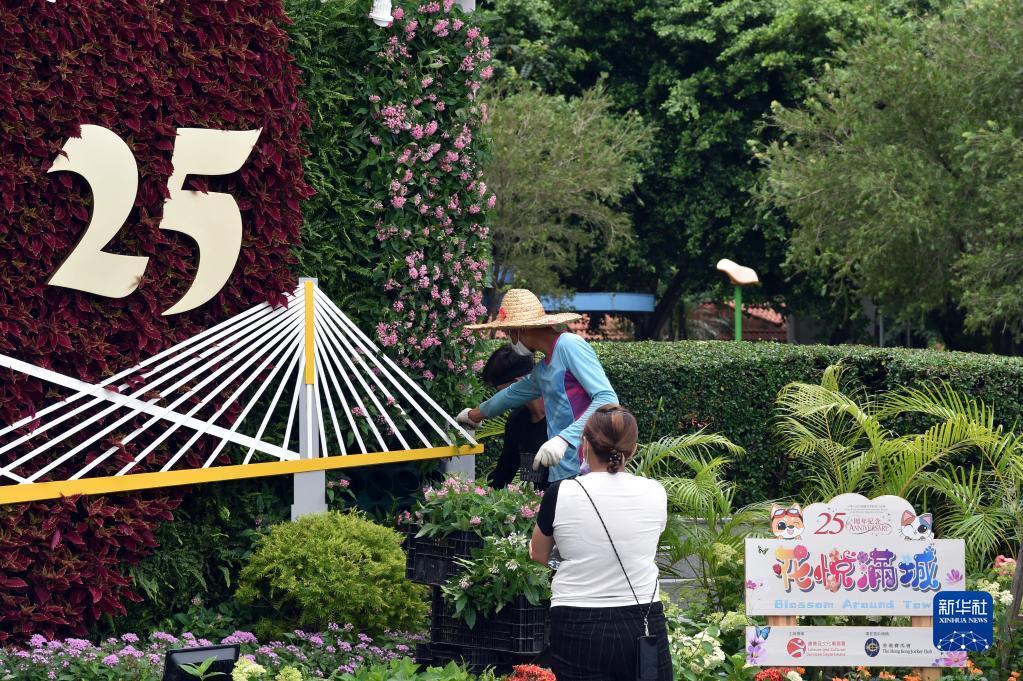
{"left": 289, "top": 0, "right": 495, "bottom": 410}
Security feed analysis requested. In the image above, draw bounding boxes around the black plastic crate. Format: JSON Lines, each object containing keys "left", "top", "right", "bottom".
{"left": 404, "top": 526, "right": 483, "bottom": 585}
{"left": 517, "top": 452, "right": 547, "bottom": 488}
{"left": 416, "top": 642, "right": 537, "bottom": 675}
{"left": 430, "top": 588, "right": 549, "bottom": 654}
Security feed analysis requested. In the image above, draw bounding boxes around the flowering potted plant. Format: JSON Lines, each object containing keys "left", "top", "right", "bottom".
{"left": 437, "top": 533, "right": 550, "bottom": 643}
{"left": 398, "top": 477, "right": 540, "bottom": 538}
{"left": 397, "top": 476, "right": 542, "bottom": 586}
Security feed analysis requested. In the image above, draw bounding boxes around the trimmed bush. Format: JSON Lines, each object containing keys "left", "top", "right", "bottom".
{"left": 236, "top": 511, "right": 427, "bottom": 637}
{"left": 595, "top": 341, "right": 1023, "bottom": 504}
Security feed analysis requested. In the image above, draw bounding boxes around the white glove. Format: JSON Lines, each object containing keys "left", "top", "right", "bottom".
{"left": 532, "top": 436, "right": 569, "bottom": 470}
{"left": 456, "top": 408, "right": 482, "bottom": 432}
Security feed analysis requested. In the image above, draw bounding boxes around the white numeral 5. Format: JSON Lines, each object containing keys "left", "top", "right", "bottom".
{"left": 47, "top": 124, "right": 262, "bottom": 315}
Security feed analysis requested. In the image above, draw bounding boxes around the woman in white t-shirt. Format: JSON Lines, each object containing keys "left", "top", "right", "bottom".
{"left": 529, "top": 404, "right": 671, "bottom": 681}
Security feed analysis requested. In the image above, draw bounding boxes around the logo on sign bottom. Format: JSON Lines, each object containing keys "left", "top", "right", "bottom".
{"left": 787, "top": 638, "right": 806, "bottom": 658}
{"left": 865, "top": 638, "right": 880, "bottom": 657}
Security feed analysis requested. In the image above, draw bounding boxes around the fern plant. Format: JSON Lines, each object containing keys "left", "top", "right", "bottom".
{"left": 776, "top": 364, "right": 1023, "bottom": 567}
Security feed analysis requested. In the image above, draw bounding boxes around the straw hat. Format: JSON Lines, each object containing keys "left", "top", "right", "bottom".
{"left": 465, "top": 289, "right": 582, "bottom": 330}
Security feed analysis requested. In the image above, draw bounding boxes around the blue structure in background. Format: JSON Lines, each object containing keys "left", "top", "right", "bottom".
{"left": 539, "top": 292, "right": 655, "bottom": 314}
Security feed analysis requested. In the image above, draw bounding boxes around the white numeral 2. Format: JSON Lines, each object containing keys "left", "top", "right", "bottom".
{"left": 47, "top": 124, "right": 262, "bottom": 315}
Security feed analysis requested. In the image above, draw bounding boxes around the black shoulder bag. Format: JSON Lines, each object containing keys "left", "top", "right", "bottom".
{"left": 573, "top": 479, "right": 660, "bottom": 681}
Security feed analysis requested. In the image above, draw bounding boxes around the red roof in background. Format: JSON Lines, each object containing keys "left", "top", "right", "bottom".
{"left": 567, "top": 314, "right": 631, "bottom": 341}
{"left": 724, "top": 301, "right": 785, "bottom": 326}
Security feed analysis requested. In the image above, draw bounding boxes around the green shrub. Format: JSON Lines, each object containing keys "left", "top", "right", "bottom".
{"left": 478, "top": 340, "right": 1023, "bottom": 504}
{"left": 236, "top": 511, "right": 426, "bottom": 637}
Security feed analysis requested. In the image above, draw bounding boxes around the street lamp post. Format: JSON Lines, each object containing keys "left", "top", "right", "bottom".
{"left": 716, "top": 259, "right": 759, "bottom": 342}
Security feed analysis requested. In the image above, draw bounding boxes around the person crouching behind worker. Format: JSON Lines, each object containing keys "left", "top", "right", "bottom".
{"left": 480, "top": 345, "right": 549, "bottom": 490}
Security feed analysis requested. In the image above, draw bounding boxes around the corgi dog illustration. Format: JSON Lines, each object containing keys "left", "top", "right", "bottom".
{"left": 901, "top": 511, "right": 933, "bottom": 540}
{"left": 771, "top": 504, "right": 804, "bottom": 539}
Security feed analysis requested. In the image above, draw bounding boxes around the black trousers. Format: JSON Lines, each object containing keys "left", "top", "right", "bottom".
{"left": 548, "top": 601, "right": 673, "bottom": 681}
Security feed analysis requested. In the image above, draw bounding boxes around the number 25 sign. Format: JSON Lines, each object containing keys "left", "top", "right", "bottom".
{"left": 47, "top": 124, "right": 262, "bottom": 315}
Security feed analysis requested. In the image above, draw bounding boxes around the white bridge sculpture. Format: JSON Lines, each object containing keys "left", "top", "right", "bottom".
{"left": 0, "top": 280, "right": 480, "bottom": 506}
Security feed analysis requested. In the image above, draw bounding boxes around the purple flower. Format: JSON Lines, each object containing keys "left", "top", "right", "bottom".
{"left": 937, "top": 651, "right": 968, "bottom": 667}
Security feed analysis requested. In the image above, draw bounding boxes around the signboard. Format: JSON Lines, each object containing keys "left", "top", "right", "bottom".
{"left": 746, "top": 495, "right": 966, "bottom": 616}
{"left": 745, "top": 626, "right": 966, "bottom": 668}
{"left": 934, "top": 592, "right": 994, "bottom": 652}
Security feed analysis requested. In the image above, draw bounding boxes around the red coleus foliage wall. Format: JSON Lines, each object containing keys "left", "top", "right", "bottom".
{"left": 0, "top": 1, "right": 311, "bottom": 639}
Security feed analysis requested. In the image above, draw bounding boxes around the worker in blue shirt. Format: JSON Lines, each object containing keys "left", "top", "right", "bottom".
{"left": 458, "top": 289, "right": 619, "bottom": 482}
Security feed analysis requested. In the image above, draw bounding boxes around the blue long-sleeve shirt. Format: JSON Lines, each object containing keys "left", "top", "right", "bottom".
{"left": 480, "top": 333, "right": 618, "bottom": 481}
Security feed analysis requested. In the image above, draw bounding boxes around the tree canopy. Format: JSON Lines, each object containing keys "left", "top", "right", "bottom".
{"left": 485, "top": 0, "right": 938, "bottom": 338}
{"left": 484, "top": 85, "right": 651, "bottom": 297}
{"left": 759, "top": 0, "right": 1023, "bottom": 347}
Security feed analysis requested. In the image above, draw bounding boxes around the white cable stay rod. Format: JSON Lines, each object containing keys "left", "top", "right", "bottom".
{"left": 0, "top": 296, "right": 288, "bottom": 449}
{"left": 314, "top": 289, "right": 470, "bottom": 445}
{"left": 0, "top": 296, "right": 284, "bottom": 443}
{"left": 32, "top": 314, "right": 303, "bottom": 484}
{"left": 312, "top": 350, "right": 348, "bottom": 457}
{"left": 314, "top": 309, "right": 421, "bottom": 452}
{"left": 314, "top": 299, "right": 434, "bottom": 451}
{"left": 333, "top": 299, "right": 475, "bottom": 444}
{"left": 241, "top": 344, "right": 303, "bottom": 465}
{"left": 0, "top": 353, "right": 296, "bottom": 477}
{"left": 132, "top": 295, "right": 293, "bottom": 385}
{"left": 312, "top": 289, "right": 450, "bottom": 445}
{"left": 212, "top": 342, "right": 303, "bottom": 467}
{"left": 312, "top": 319, "right": 370, "bottom": 453}
{"left": 313, "top": 308, "right": 409, "bottom": 449}
{"left": 145, "top": 305, "right": 301, "bottom": 402}
{"left": 314, "top": 289, "right": 470, "bottom": 444}
{"left": 173, "top": 322, "right": 305, "bottom": 472}
{"left": 313, "top": 306, "right": 409, "bottom": 451}
{"left": 9, "top": 306, "right": 303, "bottom": 480}
{"left": 280, "top": 336, "right": 305, "bottom": 452}
{"left": 115, "top": 308, "right": 305, "bottom": 477}
{"left": 312, "top": 315, "right": 380, "bottom": 452}
{"left": 66, "top": 308, "right": 305, "bottom": 482}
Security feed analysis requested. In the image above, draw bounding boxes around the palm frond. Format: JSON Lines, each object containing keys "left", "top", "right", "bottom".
{"left": 876, "top": 382, "right": 996, "bottom": 431}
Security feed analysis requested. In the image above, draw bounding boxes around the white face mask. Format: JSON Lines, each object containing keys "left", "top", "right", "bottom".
{"left": 510, "top": 332, "right": 531, "bottom": 356}
{"left": 511, "top": 340, "right": 531, "bottom": 356}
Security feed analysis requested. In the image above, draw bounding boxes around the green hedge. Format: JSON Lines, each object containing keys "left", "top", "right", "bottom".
{"left": 480, "top": 341, "right": 1023, "bottom": 505}
{"left": 596, "top": 341, "right": 1023, "bottom": 504}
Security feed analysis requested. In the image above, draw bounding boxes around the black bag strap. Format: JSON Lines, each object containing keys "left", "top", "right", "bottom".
{"left": 573, "top": 478, "right": 657, "bottom": 634}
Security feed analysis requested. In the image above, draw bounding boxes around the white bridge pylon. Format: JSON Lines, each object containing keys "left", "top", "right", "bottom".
{"left": 0, "top": 280, "right": 479, "bottom": 504}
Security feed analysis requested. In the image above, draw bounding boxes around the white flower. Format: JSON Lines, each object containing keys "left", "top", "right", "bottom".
{"left": 787, "top": 671, "right": 803, "bottom": 681}
{"left": 505, "top": 560, "right": 519, "bottom": 571}
{"left": 718, "top": 611, "right": 749, "bottom": 633}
